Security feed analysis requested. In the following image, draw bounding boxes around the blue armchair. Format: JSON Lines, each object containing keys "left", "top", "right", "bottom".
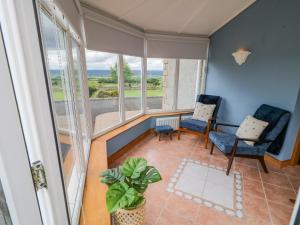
{"left": 209, "top": 104, "right": 291, "bottom": 175}
{"left": 178, "top": 94, "right": 222, "bottom": 149}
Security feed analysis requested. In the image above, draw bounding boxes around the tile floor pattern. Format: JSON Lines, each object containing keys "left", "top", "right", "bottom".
{"left": 110, "top": 133, "right": 300, "bottom": 225}
{"left": 167, "top": 159, "right": 243, "bottom": 217}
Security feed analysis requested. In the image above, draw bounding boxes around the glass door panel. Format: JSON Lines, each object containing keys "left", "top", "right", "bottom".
{"left": 39, "top": 9, "right": 84, "bottom": 223}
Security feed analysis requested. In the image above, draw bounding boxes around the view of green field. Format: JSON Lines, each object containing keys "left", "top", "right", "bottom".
{"left": 51, "top": 63, "right": 163, "bottom": 101}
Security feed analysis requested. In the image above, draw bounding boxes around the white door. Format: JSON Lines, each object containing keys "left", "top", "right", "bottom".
{"left": 0, "top": 27, "right": 44, "bottom": 225}
{"left": 0, "top": 0, "right": 90, "bottom": 224}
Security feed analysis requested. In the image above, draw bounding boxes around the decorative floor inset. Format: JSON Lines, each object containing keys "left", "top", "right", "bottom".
{"left": 166, "top": 158, "right": 244, "bottom": 218}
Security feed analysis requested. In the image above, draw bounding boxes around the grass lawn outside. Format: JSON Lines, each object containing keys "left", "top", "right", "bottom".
{"left": 125, "top": 89, "right": 162, "bottom": 97}
{"left": 53, "top": 90, "right": 65, "bottom": 101}
{"left": 53, "top": 87, "right": 162, "bottom": 101}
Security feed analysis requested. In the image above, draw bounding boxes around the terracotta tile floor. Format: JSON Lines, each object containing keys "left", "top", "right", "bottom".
{"left": 110, "top": 133, "right": 300, "bottom": 225}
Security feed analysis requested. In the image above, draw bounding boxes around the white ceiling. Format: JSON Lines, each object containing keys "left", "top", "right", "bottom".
{"left": 80, "top": 0, "right": 255, "bottom": 36}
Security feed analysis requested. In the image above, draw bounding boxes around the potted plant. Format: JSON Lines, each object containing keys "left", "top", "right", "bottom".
{"left": 100, "top": 157, "right": 162, "bottom": 225}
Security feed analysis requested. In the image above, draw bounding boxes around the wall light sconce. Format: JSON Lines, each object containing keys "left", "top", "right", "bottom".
{"left": 232, "top": 49, "right": 251, "bottom": 65}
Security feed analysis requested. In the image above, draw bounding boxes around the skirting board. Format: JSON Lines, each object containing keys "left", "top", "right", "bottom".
{"left": 264, "top": 154, "right": 291, "bottom": 169}
{"left": 290, "top": 127, "right": 300, "bottom": 165}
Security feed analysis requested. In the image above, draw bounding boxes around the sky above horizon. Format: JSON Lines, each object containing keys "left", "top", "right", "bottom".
{"left": 47, "top": 49, "right": 164, "bottom": 71}
{"left": 85, "top": 50, "right": 163, "bottom": 71}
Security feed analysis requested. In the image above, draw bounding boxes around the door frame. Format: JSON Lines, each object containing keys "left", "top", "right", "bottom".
{"left": 0, "top": 0, "right": 71, "bottom": 224}
{"left": 0, "top": 26, "right": 44, "bottom": 225}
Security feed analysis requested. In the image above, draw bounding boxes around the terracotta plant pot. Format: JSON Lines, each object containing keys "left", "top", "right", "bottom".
{"left": 113, "top": 201, "right": 145, "bottom": 225}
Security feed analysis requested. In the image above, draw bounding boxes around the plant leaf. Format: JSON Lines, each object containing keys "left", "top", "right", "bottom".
{"left": 106, "top": 182, "right": 138, "bottom": 213}
{"left": 131, "top": 166, "right": 162, "bottom": 193}
{"left": 132, "top": 181, "right": 148, "bottom": 194}
{"left": 140, "top": 166, "right": 162, "bottom": 184}
{"left": 100, "top": 167, "right": 124, "bottom": 185}
{"left": 121, "top": 158, "right": 147, "bottom": 179}
{"left": 125, "top": 196, "right": 145, "bottom": 210}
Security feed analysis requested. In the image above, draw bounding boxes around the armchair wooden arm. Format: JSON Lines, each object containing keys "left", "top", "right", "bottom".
{"left": 178, "top": 111, "right": 193, "bottom": 122}
{"left": 235, "top": 137, "right": 273, "bottom": 144}
{"left": 215, "top": 122, "right": 239, "bottom": 129}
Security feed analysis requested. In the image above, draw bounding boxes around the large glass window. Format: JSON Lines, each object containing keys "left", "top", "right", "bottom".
{"left": 85, "top": 50, "right": 120, "bottom": 135}
{"left": 146, "top": 58, "right": 176, "bottom": 112}
{"left": 40, "top": 10, "right": 84, "bottom": 222}
{"left": 123, "top": 55, "right": 142, "bottom": 119}
{"left": 177, "top": 59, "right": 200, "bottom": 109}
{"left": 85, "top": 53, "right": 206, "bottom": 136}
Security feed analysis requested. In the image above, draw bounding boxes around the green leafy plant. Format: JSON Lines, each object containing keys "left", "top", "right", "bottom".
{"left": 88, "top": 83, "right": 98, "bottom": 97}
{"left": 100, "top": 158, "right": 162, "bottom": 213}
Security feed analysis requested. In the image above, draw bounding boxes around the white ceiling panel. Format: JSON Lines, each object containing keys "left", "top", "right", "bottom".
{"left": 81, "top": 0, "right": 256, "bottom": 36}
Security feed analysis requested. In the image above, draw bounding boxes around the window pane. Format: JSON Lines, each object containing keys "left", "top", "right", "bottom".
{"left": 71, "top": 39, "right": 89, "bottom": 158}
{"left": 85, "top": 50, "right": 120, "bottom": 134}
{"left": 123, "top": 55, "right": 142, "bottom": 119}
{"left": 177, "top": 59, "right": 199, "bottom": 109}
{"left": 147, "top": 58, "right": 175, "bottom": 112}
{"left": 40, "top": 10, "right": 83, "bottom": 221}
{"left": 0, "top": 180, "right": 13, "bottom": 225}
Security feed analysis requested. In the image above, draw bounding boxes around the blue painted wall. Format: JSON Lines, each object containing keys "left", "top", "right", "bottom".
{"left": 107, "top": 116, "right": 179, "bottom": 156}
{"left": 107, "top": 119, "right": 152, "bottom": 156}
{"left": 206, "top": 0, "right": 300, "bottom": 160}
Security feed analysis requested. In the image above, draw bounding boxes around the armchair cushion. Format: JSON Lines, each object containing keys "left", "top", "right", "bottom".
{"left": 197, "top": 95, "right": 221, "bottom": 118}
{"left": 236, "top": 115, "right": 269, "bottom": 146}
{"left": 192, "top": 103, "right": 216, "bottom": 122}
{"left": 209, "top": 131, "right": 268, "bottom": 156}
{"left": 180, "top": 119, "right": 207, "bottom": 133}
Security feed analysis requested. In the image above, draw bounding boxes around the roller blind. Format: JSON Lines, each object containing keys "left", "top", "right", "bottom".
{"left": 54, "top": 0, "right": 82, "bottom": 37}
{"left": 146, "top": 35, "right": 209, "bottom": 59}
{"left": 84, "top": 18, "right": 144, "bottom": 56}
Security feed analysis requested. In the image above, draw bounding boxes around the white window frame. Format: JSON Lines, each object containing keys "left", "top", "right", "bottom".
{"left": 0, "top": 24, "right": 44, "bottom": 225}
{"left": 0, "top": 0, "right": 71, "bottom": 224}
{"left": 176, "top": 59, "right": 205, "bottom": 111}
{"left": 37, "top": 2, "right": 92, "bottom": 225}
{"left": 90, "top": 53, "right": 144, "bottom": 138}
{"left": 91, "top": 56, "right": 207, "bottom": 139}
{"left": 1, "top": 0, "right": 93, "bottom": 224}
{"left": 122, "top": 54, "right": 144, "bottom": 121}
{"left": 144, "top": 58, "right": 206, "bottom": 113}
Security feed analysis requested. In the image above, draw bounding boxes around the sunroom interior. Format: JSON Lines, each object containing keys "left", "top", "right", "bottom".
{"left": 1, "top": 0, "right": 300, "bottom": 225}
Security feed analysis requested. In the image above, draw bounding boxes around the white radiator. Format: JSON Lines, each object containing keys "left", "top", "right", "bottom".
{"left": 156, "top": 117, "right": 180, "bottom": 130}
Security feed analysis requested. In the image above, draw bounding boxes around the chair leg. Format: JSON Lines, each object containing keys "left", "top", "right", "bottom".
{"left": 210, "top": 143, "right": 215, "bottom": 155}
{"left": 177, "top": 130, "right": 181, "bottom": 140}
{"left": 170, "top": 132, "right": 172, "bottom": 140}
{"left": 204, "top": 132, "right": 209, "bottom": 149}
{"left": 158, "top": 133, "right": 161, "bottom": 141}
{"left": 226, "top": 156, "right": 235, "bottom": 175}
{"left": 259, "top": 157, "right": 269, "bottom": 173}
